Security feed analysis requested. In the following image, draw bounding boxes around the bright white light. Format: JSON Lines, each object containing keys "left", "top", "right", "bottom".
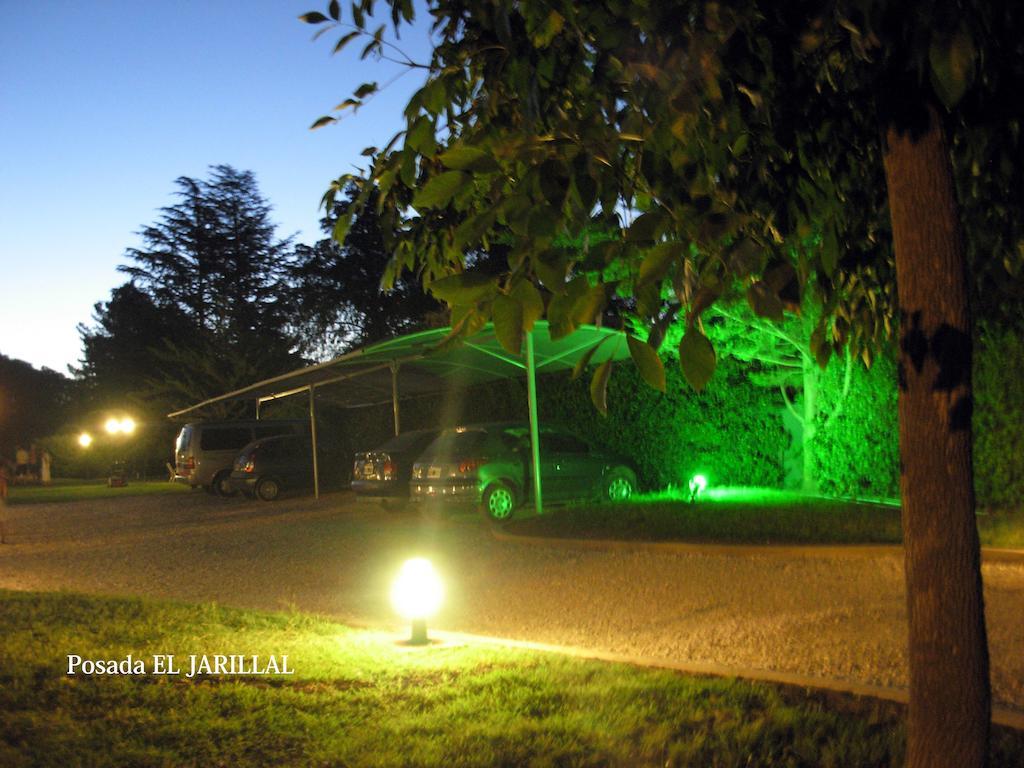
{"left": 391, "top": 558, "right": 443, "bottom": 621}
{"left": 105, "top": 417, "right": 122, "bottom": 434}
{"left": 689, "top": 474, "right": 708, "bottom": 498}
{"left": 119, "top": 417, "right": 136, "bottom": 434}
{"left": 78, "top": 433, "right": 93, "bottom": 448}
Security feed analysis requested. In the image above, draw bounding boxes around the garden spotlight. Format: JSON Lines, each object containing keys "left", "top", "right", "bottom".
{"left": 391, "top": 558, "right": 443, "bottom": 645}
{"left": 688, "top": 474, "right": 708, "bottom": 502}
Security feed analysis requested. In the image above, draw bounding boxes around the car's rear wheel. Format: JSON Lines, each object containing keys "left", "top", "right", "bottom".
{"left": 255, "top": 477, "right": 281, "bottom": 502}
{"left": 213, "top": 470, "right": 236, "bottom": 497}
{"left": 604, "top": 468, "right": 637, "bottom": 502}
{"left": 482, "top": 481, "right": 518, "bottom": 522}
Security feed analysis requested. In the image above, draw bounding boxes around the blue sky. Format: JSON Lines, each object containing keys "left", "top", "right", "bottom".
{"left": 0, "top": 1, "right": 432, "bottom": 374}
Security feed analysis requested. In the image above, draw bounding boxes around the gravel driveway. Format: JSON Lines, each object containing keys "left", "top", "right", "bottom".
{"left": 1, "top": 491, "right": 1022, "bottom": 712}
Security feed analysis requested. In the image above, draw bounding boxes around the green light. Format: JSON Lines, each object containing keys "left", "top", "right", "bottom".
{"left": 688, "top": 474, "right": 708, "bottom": 501}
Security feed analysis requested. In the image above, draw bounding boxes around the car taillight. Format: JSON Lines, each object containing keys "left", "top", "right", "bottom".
{"left": 458, "top": 459, "right": 480, "bottom": 474}
{"left": 383, "top": 459, "right": 395, "bottom": 480}
{"left": 243, "top": 459, "right": 254, "bottom": 473}
{"left": 184, "top": 457, "right": 195, "bottom": 471}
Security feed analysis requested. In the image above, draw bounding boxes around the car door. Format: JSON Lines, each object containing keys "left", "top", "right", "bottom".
{"left": 543, "top": 431, "right": 595, "bottom": 500}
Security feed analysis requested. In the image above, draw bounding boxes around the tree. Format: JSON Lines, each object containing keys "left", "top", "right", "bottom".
{"left": 119, "top": 165, "right": 298, "bottom": 347}
{"left": 701, "top": 303, "right": 853, "bottom": 493}
{"left": 0, "top": 354, "right": 75, "bottom": 457}
{"left": 290, "top": 185, "right": 443, "bottom": 358}
{"left": 304, "top": 2, "right": 1018, "bottom": 763}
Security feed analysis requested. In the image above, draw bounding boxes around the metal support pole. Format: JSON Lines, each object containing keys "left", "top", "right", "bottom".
{"left": 526, "top": 330, "right": 543, "bottom": 515}
{"left": 391, "top": 362, "right": 401, "bottom": 436}
{"left": 308, "top": 385, "right": 320, "bottom": 500}
{"left": 255, "top": 399, "right": 261, "bottom": 420}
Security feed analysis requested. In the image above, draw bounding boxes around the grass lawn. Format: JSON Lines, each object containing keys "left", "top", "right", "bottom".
{"left": 6, "top": 479, "right": 189, "bottom": 505}
{"left": 4, "top": 592, "right": 1019, "bottom": 767}
{"left": 507, "top": 488, "right": 1024, "bottom": 549}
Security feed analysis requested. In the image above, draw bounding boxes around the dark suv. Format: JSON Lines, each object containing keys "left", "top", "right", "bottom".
{"left": 409, "top": 423, "right": 637, "bottom": 521}
{"left": 229, "top": 434, "right": 313, "bottom": 501}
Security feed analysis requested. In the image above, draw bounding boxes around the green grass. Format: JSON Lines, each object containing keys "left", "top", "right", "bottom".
{"left": 3, "top": 592, "right": 1017, "bottom": 768}
{"left": 510, "top": 488, "right": 1024, "bottom": 549}
{"left": 6, "top": 479, "right": 189, "bottom": 505}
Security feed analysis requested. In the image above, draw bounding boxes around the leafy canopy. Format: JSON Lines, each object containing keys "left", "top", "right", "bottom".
{"left": 303, "top": 0, "right": 996, "bottom": 407}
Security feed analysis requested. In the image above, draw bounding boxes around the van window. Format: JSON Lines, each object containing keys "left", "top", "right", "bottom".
{"left": 175, "top": 426, "right": 192, "bottom": 453}
{"left": 200, "top": 427, "right": 253, "bottom": 451}
{"left": 254, "top": 424, "right": 297, "bottom": 440}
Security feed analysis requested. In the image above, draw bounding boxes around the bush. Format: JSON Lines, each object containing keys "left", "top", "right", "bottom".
{"left": 974, "top": 327, "right": 1024, "bottom": 509}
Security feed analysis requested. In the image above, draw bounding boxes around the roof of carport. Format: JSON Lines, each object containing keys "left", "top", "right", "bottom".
{"left": 166, "top": 321, "right": 629, "bottom": 418}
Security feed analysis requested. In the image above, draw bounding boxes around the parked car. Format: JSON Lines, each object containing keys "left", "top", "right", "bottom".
{"left": 173, "top": 420, "right": 306, "bottom": 496}
{"left": 409, "top": 423, "right": 638, "bottom": 521}
{"left": 229, "top": 434, "right": 313, "bottom": 501}
{"left": 351, "top": 429, "right": 441, "bottom": 507}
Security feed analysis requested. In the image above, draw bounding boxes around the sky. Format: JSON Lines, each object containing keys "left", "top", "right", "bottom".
{"left": 0, "top": 1, "right": 433, "bottom": 374}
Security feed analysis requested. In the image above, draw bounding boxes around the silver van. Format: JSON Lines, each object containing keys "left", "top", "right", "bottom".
{"left": 173, "top": 420, "right": 307, "bottom": 495}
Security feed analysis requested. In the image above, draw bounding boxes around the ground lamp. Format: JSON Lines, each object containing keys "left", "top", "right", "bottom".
{"left": 391, "top": 558, "right": 443, "bottom": 645}
{"left": 688, "top": 474, "right": 708, "bottom": 502}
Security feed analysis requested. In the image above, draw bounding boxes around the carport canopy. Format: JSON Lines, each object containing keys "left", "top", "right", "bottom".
{"left": 167, "top": 321, "right": 631, "bottom": 512}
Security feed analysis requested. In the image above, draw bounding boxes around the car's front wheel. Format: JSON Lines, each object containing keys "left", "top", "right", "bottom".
{"left": 604, "top": 468, "right": 637, "bottom": 502}
{"left": 482, "top": 481, "right": 518, "bottom": 522}
{"left": 255, "top": 477, "right": 281, "bottom": 502}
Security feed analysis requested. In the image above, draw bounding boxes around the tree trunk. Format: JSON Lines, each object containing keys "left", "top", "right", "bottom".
{"left": 882, "top": 104, "right": 990, "bottom": 767}
{"left": 800, "top": 354, "right": 818, "bottom": 494}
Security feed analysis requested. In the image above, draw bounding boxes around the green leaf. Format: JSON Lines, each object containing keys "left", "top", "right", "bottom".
{"left": 439, "top": 146, "right": 499, "bottom": 173}
{"left": 310, "top": 115, "right": 336, "bottom": 130}
{"left": 353, "top": 82, "right": 378, "bottom": 99}
{"left": 405, "top": 116, "right": 436, "bottom": 155}
{"left": 572, "top": 337, "right": 609, "bottom": 380}
{"left": 547, "top": 276, "right": 589, "bottom": 339}
{"left": 746, "top": 281, "right": 784, "bottom": 321}
{"left": 572, "top": 284, "right": 607, "bottom": 325}
{"left": 412, "top": 171, "right": 467, "bottom": 210}
{"left": 299, "top": 11, "right": 329, "bottom": 24}
{"left": 333, "top": 30, "right": 360, "bottom": 54}
{"left": 510, "top": 281, "right": 544, "bottom": 329}
{"left": 727, "top": 238, "right": 762, "bottom": 277}
{"left": 332, "top": 211, "right": 354, "bottom": 244}
{"left": 589, "top": 359, "right": 613, "bottom": 415}
{"left": 637, "top": 242, "right": 684, "bottom": 287}
{"left": 492, "top": 294, "right": 524, "bottom": 355}
{"left": 532, "top": 252, "right": 568, "bottom": 291}
{"left": 627, "top": 334, "right": 666, "bottom": 392}
{"left": 428, "top": 272, "right": 497, "bottom": 304}
{"left": 328, "top": 0, "right": 341, "bottom": 21}
{"left": 929, "top": 25, "right": 976, "bottom": 109}
{"left": 625, "top": 211, "right": 663, "bottom": 243}
{"left": 678, "top": 326, "right": 716, "bottom": 391}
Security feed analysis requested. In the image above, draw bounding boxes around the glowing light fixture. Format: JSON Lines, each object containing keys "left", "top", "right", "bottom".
{"left": 104, "top": 416, "right": 137, "bottom": 435}
{"left": 688, "top": 474, "right": 708, "bottom": 502}
{"left": 391, "top": 558, "right": 443, "bottom": 645}
{"left": 78, "top": 432, "right": 93, "bottom": 448}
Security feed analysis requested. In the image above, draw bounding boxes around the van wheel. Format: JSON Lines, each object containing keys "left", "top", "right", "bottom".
{"left": 255, "top": 477, "right": 281, "bottom": 502}
{"left": 213, "top": 471, "right": 236, "bottom": 497}
{"left": 482, "top": 482, "right": 518, "bottom": 522}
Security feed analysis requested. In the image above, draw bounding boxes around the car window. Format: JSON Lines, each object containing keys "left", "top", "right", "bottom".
{"left": 254, "top": 424, "right": 297, "bottom": 440}
{"left": 541, "top": 433, "right": 589, "bottom": 454}
{"left": 200, "top": 427, "right": 253, "bottom": 451}
{"left": 427, "top": 430, "right": 485, "bottom": 456}
{"left": 378, "top": 430, "right": 437, "bottom": 453}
